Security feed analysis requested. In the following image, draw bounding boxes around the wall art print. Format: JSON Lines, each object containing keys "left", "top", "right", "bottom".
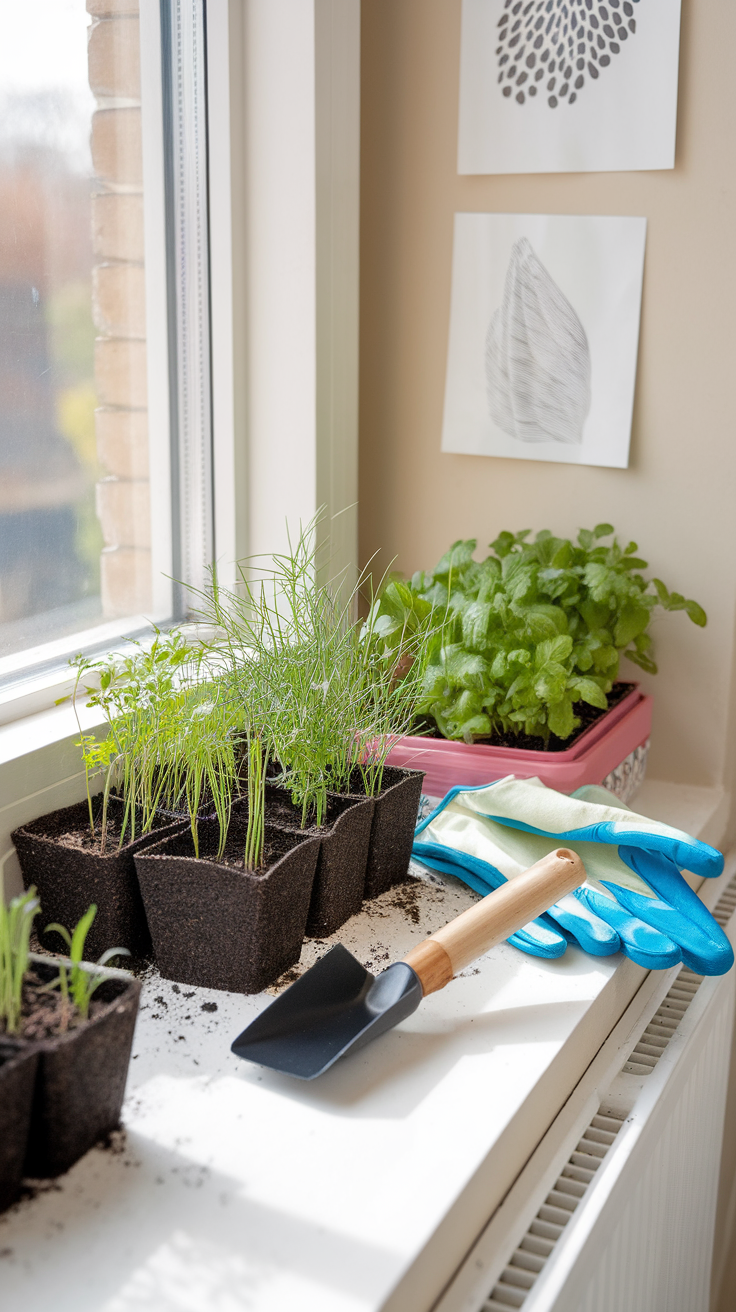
{"left": 441, "top": 213, "right": 647, "bottom": 469}
{"left": 458, "top": 0, "right": 681, "bottom": 174}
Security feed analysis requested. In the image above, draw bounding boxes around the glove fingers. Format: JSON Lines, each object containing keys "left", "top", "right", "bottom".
{"left": 507, "top": 923, "right": 568, "bottom": 959}
{"left": 618, "top": 849, "right": 735, "bottom": 974}
{"left": 544, "top": 893, "right": 622, "bottom": 957}
{"left": 412, "top": 845, "right": 568, "bottom": 959}
{"left": 601, "top": 881, "right": 733, "bottom": 976}
{"left": 580, "top": 888, "right": 682, "bottom": 970}
{"left": 412, "top": 846, "right": 502, "bottom": 898}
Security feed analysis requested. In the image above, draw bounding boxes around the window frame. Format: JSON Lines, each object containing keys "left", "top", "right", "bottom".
{"left": 0, "top": 0, "right": 360, "bottom": 773}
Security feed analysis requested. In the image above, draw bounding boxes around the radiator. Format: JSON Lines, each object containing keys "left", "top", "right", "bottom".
{"left": 436, "top": 872, "right": 736, "bottom": 1312}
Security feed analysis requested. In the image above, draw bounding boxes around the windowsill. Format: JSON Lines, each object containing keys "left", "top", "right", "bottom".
{"left": 0, "top": 775, "right": 730, "bottom": 1311}
{"left": 0, "top": 613, "right": 168, "bottom": 728}
{"left": 0, "top": 695, "right": 106, "bottom": 769}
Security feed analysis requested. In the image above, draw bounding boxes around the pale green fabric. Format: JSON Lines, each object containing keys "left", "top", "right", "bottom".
{"left": 464, "top": 775, "right": 693, "bottom": 845}
{"left": 420, "top": 779, "right": 658, "bottom": 901}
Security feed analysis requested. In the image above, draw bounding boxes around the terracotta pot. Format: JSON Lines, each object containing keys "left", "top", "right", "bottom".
{"left": 387, "top": 684, "right": 652, "bottom": 804}
{"left": 135, "top": 815, "right": 321, "bottom": 993}
{"left": 6, "top": 963, "right": 141, "bottom": 1179}
{"left": 0, "top": 1043, "right": 38, "bottom": 1210}
{"left": 256, "top": 785, "right": 374, "bottom": 937}
{"left": 12, "top": 795, "right": 187, "bottom": 960}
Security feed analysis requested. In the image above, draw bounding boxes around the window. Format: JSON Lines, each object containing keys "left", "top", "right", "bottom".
{"left": 0, "top": 0, "right": 214, "bottom": 681}
{"left": 0, "top": 0, "right": 361, "bottom": 716}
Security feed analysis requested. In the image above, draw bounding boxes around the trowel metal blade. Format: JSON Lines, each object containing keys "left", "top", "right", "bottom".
{"left": 231, "top": 943, "right": 423, "bottom": 1079}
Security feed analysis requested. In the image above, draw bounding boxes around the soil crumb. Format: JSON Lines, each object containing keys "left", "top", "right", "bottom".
{"left": 269, "top": 964, "right": 303, "bottom": 992}
{"left": 98, "top": 1126, "right": 127, "bottom": 1156}
{"left": 380, "top": 877, "right": 423, "bottom": 924}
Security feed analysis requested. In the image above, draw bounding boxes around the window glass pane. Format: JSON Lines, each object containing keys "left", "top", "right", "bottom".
{"left": 0, "top": 0, "right": 156, "bottom": 660}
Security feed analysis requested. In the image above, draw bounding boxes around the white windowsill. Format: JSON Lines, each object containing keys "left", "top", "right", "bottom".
{"left": 0, "top": 616, "right": 160, "bottom": 728}
{"left": 0, "top": 777, "right": 729, "bottom": 1311}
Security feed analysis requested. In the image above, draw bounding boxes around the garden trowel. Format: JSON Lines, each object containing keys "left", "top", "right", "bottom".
{"left": 231, "top": 847, "right": 585, "bottom": 1079}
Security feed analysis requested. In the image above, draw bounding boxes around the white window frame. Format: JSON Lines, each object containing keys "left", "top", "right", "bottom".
{"left": 207, "top": 0, "right": 360, "bottom": 587}
{"left": 0, "top": 0, "right": 361, "bottom": 900}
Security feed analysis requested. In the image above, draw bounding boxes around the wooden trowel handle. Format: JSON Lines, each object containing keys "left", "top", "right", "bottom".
{"left": 403, "top": 848, "right": 585, "bottom": 996}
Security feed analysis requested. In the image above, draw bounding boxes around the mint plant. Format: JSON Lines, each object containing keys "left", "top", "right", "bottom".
{"left": 369, "top": 525, "right": 706, "bottom": 744}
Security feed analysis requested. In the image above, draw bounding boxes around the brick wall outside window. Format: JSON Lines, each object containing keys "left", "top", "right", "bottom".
{"left": 88, "top": 0, "right": 151, "bottom": 617}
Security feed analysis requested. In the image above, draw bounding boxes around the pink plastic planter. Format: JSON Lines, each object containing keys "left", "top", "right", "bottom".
{"left": 386, "top": 685, "right": 653, "bottom": 800}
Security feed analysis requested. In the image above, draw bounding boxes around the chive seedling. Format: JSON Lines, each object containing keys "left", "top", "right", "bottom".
{"left": 189, "top": 513, "right": 434, "bottom": 829}
{"left": 0, "top": 875, "right": 39, "bottom": 1034}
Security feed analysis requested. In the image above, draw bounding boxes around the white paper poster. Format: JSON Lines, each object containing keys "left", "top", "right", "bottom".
{"left": 458, "top": 0, "right": 681, "bottom": 175}
{"left": 441, "top": 213, "right": 646, "bottom": 469}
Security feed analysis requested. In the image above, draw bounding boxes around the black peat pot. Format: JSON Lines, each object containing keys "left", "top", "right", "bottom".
{"left": 0, "top": 1043, "right": 38, "bottom": 1211}
{"left": 254, "top": 785, "right": 374, "bottom": 938}
{"left": 134, "top": 815, "right": 321, "bottom": 993}
{"left": 12, "top": 795, "right": 188, "bottom": 960}
{"left": 360, "top": 766, "right": 425, "bottom": 900}
{"left": 17, "top": 963, "right": 141, "bottom": 1178}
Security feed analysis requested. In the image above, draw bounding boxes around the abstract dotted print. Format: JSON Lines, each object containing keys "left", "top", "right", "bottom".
{"left": 496, "top": 0, "right": 641, "bottom": 107}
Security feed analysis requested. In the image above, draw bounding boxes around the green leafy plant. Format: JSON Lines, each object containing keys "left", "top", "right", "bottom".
{"left": 44, "top": 904, "right": 129, "bottom": 1022}
{"left": 0, "top": 876, "right": 39, "bottom": 1034}
{"left": 369, "top": 525, "right": 706, "bottom": 745}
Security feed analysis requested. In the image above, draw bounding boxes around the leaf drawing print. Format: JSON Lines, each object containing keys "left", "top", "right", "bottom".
{"left": 496, "top": 0, "right": 641, "bottom": 106}
{"left": 485, "top": 237, "right": 591, "bottom": 445}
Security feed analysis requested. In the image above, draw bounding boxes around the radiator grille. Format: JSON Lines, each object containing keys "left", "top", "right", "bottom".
{"left": 475, "top": 866, "right": 736, "bottom": 1311}
{"left": 481, "top": 962, "right": 705, "bottom": 1309}
{"left": 622, "top": 967, "right": 703, "bottom": 1076}
{"left": 713, "top": 875, "right": 736, "bottom": 927}
{"left": 481, "top": 1113, "right": 625, "bottom": 1310}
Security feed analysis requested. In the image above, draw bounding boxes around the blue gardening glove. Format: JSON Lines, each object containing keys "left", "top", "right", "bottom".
{"left": 413, "top": 776, "right": 733, "bottom": 976}
{"left": 413, "top": 785, "right": 666, "bottom": 965}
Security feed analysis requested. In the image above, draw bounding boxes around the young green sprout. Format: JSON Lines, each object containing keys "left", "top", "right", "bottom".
{"left": 243, "top": 733, "right": 266, "bottom": 871}
{"left": 45, "top": 905, "right": 130, "bottom": 1022}
{"left": 0, "top": 875, "right": 40, "bottom": 1034}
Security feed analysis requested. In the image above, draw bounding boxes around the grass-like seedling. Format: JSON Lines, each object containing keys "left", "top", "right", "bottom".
{"left": 191, "top": 515, "right": 434, "bottom": 831}
{"left": 70, "top": 517, "right": 433, "bottom": 871}
{"left": 0, "top": 875, "right": 39, "bottom": 1034}
{"left": 243, "top": 733, "right": 266, "bottom": 871}
{"left": 44, "top": 904, "right": 129, "bottom": 1023}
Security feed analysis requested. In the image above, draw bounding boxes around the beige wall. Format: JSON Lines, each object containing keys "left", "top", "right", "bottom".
{"left": 358, "top": 0, "right": 736, "bottom": 801}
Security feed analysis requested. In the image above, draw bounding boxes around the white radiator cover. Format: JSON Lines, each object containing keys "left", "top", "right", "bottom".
{"left": 526, "top": 968, "right": 734, "bottom": 1312}
{"left": 435, "top": 869, "right": 736, "bottom": 1312}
